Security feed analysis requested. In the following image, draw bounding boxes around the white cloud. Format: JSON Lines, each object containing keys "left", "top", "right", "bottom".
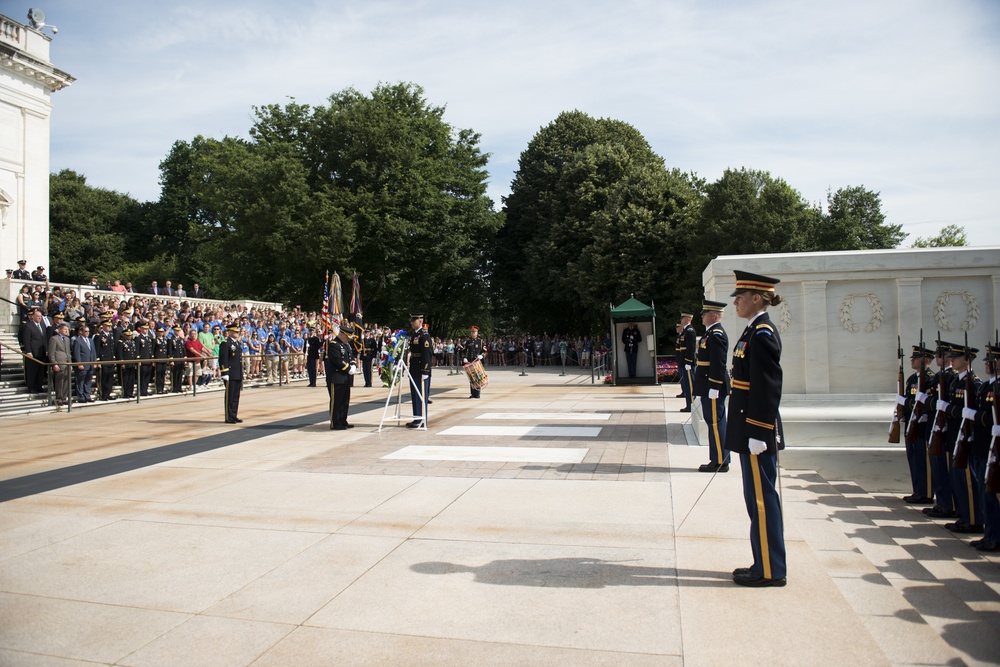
{"left": 39, "top": 0, "right": 1000, "bottom": 243}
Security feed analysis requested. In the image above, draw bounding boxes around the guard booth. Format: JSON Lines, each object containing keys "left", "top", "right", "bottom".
{"left": 610, "top": 296, "right": 658, "bottom": 386}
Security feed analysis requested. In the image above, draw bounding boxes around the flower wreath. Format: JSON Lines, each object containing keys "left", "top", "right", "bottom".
{"left": 379, "top": 329, "right": 409, "bottom": 387}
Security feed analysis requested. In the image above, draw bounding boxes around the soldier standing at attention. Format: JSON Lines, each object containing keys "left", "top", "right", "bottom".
{"left": 621, "top": 321, "right": 641, "bottom": 379}
{"left": 324, "top": 319, "right": 358, "bottom": 430}
{"left": 219, "top": 324, "right": 244, "bottom": 424}
{"left": 901, "top": 345, "right": 935, "bottom": 504}
{"left": 460, "top": 325, "right": 486, "bottom": 399}
{"left": 726, "top": 271, "right": 787, "bottom": 588}
{"left": 407, "top": 313, "right": 432, "bottom": 428}
{"left": 94, "top": 317, "right": 117, "bottom": 401}
{"left": 117, "top": 330, "right": 137, "bottom": 399}
{"left": 169, "top": 326, "right": 187, "bottom": 393}
{"left": 695, "top": 300, "right": 731, "bottom": 473}
{"left": 678, "top": 312, "right": 697, "bottom": 413}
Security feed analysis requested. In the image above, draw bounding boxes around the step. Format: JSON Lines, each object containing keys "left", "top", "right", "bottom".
{"left": 781, "top": 468, "right": 1000, "bottom": 665}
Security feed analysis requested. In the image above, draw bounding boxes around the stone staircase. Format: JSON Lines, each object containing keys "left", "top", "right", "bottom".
{"left": 0, "top": 331, "right": 53, "bottom": 416}
{"left": 780, "top": 467, "right": 1000, "bottom": 666}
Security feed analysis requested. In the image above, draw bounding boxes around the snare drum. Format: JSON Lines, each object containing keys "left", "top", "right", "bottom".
{"left": 463, "top": 359, "right": 489, "bottom": 390}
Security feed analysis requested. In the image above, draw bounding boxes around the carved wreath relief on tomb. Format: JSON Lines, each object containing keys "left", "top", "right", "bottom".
{"left": 776, "top": 301, "right": 791, "bottom": 334}
{"left": 934, "top": 290, "right": 979, "bottom": 332}
{"left": 839, "top": 292, "right": 883, "bottom": 333}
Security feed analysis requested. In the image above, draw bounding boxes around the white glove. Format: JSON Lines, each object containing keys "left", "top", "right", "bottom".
{"left": 962, "top": 407, "right": 977, "bottom": 421}
{"left": 708, "top": 388, "right": 719, "bottom": 400}
{"left": 895, "top": 394, "right": 907, "bottom": 405}
{"left": 221, "top": 374, "right": 229, "bottom": 381}
{"left": 421, "top": 374, "right": 430, "bottom": 381}
{"left": 919, "top": 414, "right": 929, "bottom": 423}
{"left": 748, "top": 438, "right": 767, "bottom": 455}
{"left": 992, "top": 425, "right": 1000, "bottom": 437}
{"left": 462, "top": 358, "right": 468, "bottom": 363}
{"left": 685, "top": 364, "right": 692, "bottom": 371}
{"left": 477, "top": 354, "right": 483, "bottom": 360}
{"left": 915, "top": 392, "right": 928, "bottom": 404}
{"left": 936, "top": 399, "right": 950, "bottom": 412}
{"left": 348, "top": 364, "right": 357, "bottom": 375}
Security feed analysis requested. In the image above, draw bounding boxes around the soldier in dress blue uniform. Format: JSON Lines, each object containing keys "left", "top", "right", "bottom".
{"left": 169, "top": 326, "right": 187, "bottom": 393}
{"left": 942, "top": 343, "right": 983, "bottom": 534}
{"left": 678, "top": 312, "right": 696, "bottom": 412}
{"left": 970, "top": 343, "right": 1000, "bottom": 552}
{"left": 695, "top": 300, "right": 731, "bottom": 473}
{"left": 135, "top": 322, "right": 153, "bottom": 396}
{"left": 152, "top": 326, "right": 170, "bottom": 394}
{"left": 219, "top": 324, "right": 244, "bottom": 424}
{"left": 324, "top": 319, "right": 357, "bottom": 430}
{"left": 94, "top": 317, "right": 117, "bottom": 401}
{"left": 621, "top": 321, "right": 641, "bottom": 379}
{"left": 924, "top": 342, "right": 958, "bottom": 519}
{"left": 116, "top": 330, "right": 137, "bottom": 399}
{"left": 407, "top": 313, "right": 432, "bottom": 428}
{"left": 460, "top": 325, "right": 487, "bottom": 398}
{"left": 725, "top": 271, "right": 787, "bottom": 587}
{"left": 901, "top": 345, "right": 935, "bottom": 504}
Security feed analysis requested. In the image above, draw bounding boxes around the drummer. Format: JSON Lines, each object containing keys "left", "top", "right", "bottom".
{"left": 460, "top": 325, "right": 487, "bottom": 399}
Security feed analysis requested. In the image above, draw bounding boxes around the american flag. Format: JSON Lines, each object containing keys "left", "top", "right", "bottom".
{"left": 320, "top": 270, "right": 330, "bottom": 339}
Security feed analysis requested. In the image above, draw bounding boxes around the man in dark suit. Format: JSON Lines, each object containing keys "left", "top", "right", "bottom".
{"left": 72, "top": 324, "right": 97, "bottom": 402}
{"left": 148, "top": 281, "right": 160, "bottom": 296}
{"left": 19, "top": 308, "right": 48, "bottom": 393}
{"left": 190, "top": 283, "right": 204, "bottom": 299}
{"left": 163, "top": 280, "right": 175, "bottom": 297}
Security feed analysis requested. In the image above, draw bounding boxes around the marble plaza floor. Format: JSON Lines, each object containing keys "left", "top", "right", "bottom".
{"left": 1, "top": 367, "right": 999, "bottom": 666}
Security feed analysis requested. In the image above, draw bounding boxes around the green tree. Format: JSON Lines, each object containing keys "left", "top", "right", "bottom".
{"left": 497, "top": 111, "right": 681, "bottom": 332}
{"left": 911, "top": 224, "right": 968, "bottom": 248}
{"left": 49, "top": 169, "right": 138, "bottom": 283}
{"left": 811, "top": 186, "right": 905, "bottom": 250}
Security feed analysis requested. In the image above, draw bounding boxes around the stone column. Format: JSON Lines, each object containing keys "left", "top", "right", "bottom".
{"left": 801, "top": 280, "right": 829, "bottom": 394}
{"left": 896, "top": 277, "right": 923, "bottom": 346}
{"left": 993, "top": 274, "right": 1000, "bottom": 336}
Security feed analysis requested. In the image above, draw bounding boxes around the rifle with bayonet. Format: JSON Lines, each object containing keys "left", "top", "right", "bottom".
{"left": 905, "top": 328, "right": 927, "bottom": 445}
{"left": 953, "top": 332, "right": 974, "bottom": 469}
{"left": 928, "top": 333, "right": 948, "bottom": 456}
{"left": 889, "top": 335, "right": 904, "bottom": 443}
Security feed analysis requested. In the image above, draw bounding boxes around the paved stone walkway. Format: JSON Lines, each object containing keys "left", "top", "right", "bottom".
{"left": 1, "top": 368, "right": 998, "bottom": 665}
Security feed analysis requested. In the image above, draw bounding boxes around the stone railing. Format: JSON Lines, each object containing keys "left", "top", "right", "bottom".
{"left": 0, "top": 15, "right": 24, "bottom": 49}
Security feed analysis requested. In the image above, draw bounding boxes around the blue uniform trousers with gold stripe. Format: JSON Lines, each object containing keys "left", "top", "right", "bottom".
{"left": 905, "top": 433, "right": 932, "bottom": 498}
{"left": 680, "top": 366, "right": 693, "bottom": 410}
{"left": 970, "top": 455, "right": 1000, "bottom": 543}
{"left": 739, "top": 451, "right": 786, "bottom": 580}
{"left": 930, "top": 451, "right": 955, "bottom": 512}
{"left": 700, "top": 396, "right": 730, "bottom": 466}
{"left": 951, "top": 456, "right": 982, "bottom": 526}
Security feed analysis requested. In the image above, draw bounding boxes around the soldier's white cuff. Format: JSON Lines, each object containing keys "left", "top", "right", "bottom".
{"left": 748, "top": 438, "right": 767, "bottom": 455}
{"left": 962, "top": 407, "right": 977, "bottom": 421}
{"left": 993, "top": 425, "right": 1000, "bottom": 437}
{"left": 936, "top": 400, "right": 950, "bottom": 412}
{"left": 895, "top": 394, "right": 906, "bottom": 405}
{"left": 915, "top": 392, "right": 928, "bottom": 404}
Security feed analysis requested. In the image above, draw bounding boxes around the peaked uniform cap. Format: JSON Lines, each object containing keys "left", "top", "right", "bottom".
{"left": 730, "top": 270, "right": 780, "bottom": 296}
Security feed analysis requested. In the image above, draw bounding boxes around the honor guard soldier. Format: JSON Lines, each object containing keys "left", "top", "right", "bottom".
{"left": 407, "top": 313, "right": 432, "bottom": 428}
{"left": 924, "top": 341, "right": 958, "bottom": 519}
{"left": 94, "top": 317, "right": 117, "bottom": 400}
{"left": 678, "top": 312, "right": 697, "bottom": 412}
{"left": 901, "top": 345, "right": 935, "bottom": 504}
{"left": 135, "top": 321, "right": 153, "bottom": 396}
{"left": 169, "top": 326, "right": 187, "bottom": 393}
{"left": 621, "top": 321, "right": 641, "bottom": 379}
{"left": 460, "top": 325, "right": 486, "bottom": 398}
{"left": 361, "top": 326, "right": 377, "bottom": 387}
{"left": 726, "top": 271, "right": 787, "bottom": 587}
{"left": 971, "top": 343, "right": 1000, "bottom": 552}
{"left": 942, "top": 343, "right": 982, "bottom": 534}
{"left": 695, "top": 300, "right": 731, "bottom": 473}
{"left": 219, "top": 324, "right": 244, "bottom": 423}
{"left": 305, "top": 322, "right": 322, "bottom": 387}
{"left": 116, "top": 330, "right": 138, "bottom": 399}
{"left": 153, "top": 326, "right": 170, "bottom": 394}
{"left": 324, "top": 319, "right": 357, "bottom": 430}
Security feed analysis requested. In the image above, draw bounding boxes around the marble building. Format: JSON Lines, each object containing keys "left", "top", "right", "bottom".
{"left": 0, "top": 11, "right": 73, "bottom": 273}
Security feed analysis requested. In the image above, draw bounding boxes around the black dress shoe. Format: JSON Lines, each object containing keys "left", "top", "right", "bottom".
{"left": 332, "top": 425, "right": 347, "bottom": 431}
{"left": 905, "top": 496, "right": 934, "bottom": 505}
{"left": 345, "top": 423, "right": 355, "bottom": 428}
{"left": 406, "top": 421, "right": 421, "bottom": 428}
{"left": 234, "top": 418, "right": 243, "bottom": 423}
{"left": 924, "top": 507, "right": 956, "bottom": 518}
{"left": 675, "top": 393, "right": 685, "bottom": 398}
{"left": 732, "top": 566, "right": 753, "bottom": 576}
{"left": 699, "top": 463, "right": 729, "bottom": 473}
{"left": 679, "top": 407, "right": 691, "bottom": 413}
{"left": 225, "top": 419, "right": 237, "bottom": 424}
{"left": 733, "top": 571, "right": 786, "bottom": 587}
{"left": 975, "top": 541, "right": 1000, "bottom": 552}
{"left": 950, "top": 523, "right": 984, "bottom": 534}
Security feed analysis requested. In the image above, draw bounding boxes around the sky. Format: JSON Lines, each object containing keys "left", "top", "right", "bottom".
{"left": 13, "top": 0, "right": 1000, "bottom": 245}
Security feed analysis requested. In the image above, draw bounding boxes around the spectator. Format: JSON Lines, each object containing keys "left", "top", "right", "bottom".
{"left": 184, "top": 328, "right": 211, "bottom": 388}
{"left": 47, "top": 321, "right": 72, "bottom": 405}
{"left": 15, "top": 284, "right": 32, "bottom": 322}
{"left": 264, "top": 334, "right": 279, "bottom": 383}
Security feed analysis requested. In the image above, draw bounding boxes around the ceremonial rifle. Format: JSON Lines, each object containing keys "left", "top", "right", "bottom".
{"left": 928, "top": 332, "right": 948, "bottom": 456}
{"left": 953, "top": 332, "right": 974, "bottom": 469}
{"left": 889, "top": 335, "right": 904, "bottom": 443}
{"left": 905, "top": 328, "right": 926, "bottom": 445}
{"left": 985, "top": 329, "right": 1000, "bottom": 493}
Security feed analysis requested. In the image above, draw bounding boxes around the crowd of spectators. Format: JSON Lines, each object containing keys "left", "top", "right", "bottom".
{"left": 424, "top": 333, "right": 612, "bottom": 369}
